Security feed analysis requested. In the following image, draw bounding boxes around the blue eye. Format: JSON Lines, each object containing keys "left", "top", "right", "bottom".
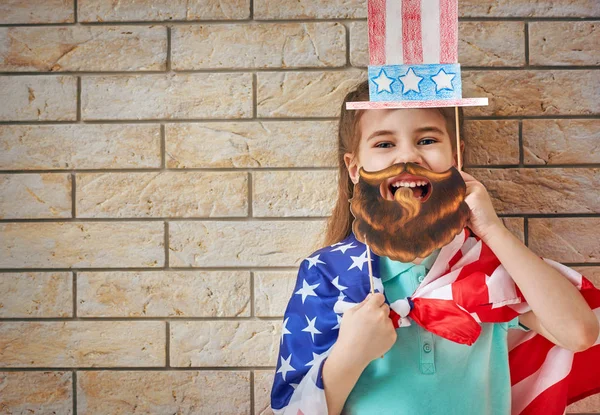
{"left": 375, "top": 142, "right": 394, "bottom": 148}
{"left": 418, "top": 138, "right": 436, "bottom": 145}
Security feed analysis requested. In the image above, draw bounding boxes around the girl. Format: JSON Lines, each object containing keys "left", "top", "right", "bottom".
{"left": 270, "top": 80, "right": 599, "bottom": 414}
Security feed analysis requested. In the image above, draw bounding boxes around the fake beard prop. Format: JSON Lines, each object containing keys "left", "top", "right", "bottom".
{"left": 350, "top": 162, "right": 470, "bottom": 262}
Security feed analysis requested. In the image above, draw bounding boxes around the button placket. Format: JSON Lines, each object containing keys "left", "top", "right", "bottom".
{"left": 414, "top": 266, "right": 436, "bottom": 374}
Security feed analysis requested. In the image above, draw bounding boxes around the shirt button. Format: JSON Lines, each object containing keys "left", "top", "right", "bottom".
{"left": 423, "top": 343, "right": 432, "bottom": 353}
{"left": 417, "top": 275, "right": 425, "bottom": 283}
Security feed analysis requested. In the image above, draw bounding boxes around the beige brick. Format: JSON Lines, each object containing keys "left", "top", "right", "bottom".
{"left": 574, "top": 267, "right": 600, "bottom": 287}
{"left": 166, "top": 121, "right": 337, "bottom": 168}
{"left": 78, "top": 0, "right": 250, "bottom": 22}
{"left": 349, "top": 21, "right": 368, "bottom": 67}
{"left": 172, "top": 23, "right": 345, "bottom": 70}
{"left": 523, "top": 119, "right": 600, "bottom": 165}
{"left": 76, "top": 172, "right": 248, "bottom": 218}
{"left": 350, "top": 21, "right": 525, "bottom": 67}
{"left": 169, "top": 220, "right": 326, "bottom": 267}
{"left": 463, "top": 70, "right": 600, "bottom": 117}
{"left": 77, "top": 270, "right": 250, "bottom": 317}
{"left": 530, "top": 22, "right": 599, "bottom": 66}
{"left": 170, "top": 321, "right": 279, "bottom": 367}
{"left": 254, "top": 271, "right": 296, "bottom": 317}
{"left": 459, "top": 0, "right": 600, "bottom": 17}
{"left": 0, "top": 222, "right": 164, "bottom": 268}
{"left": 0, "top": 124, "right": 161, "bottom": 170}
{"left": 77, "top": 371, "right": 250, "bottom": 414}
{"left": 254, "top": 370, "right": 275, "bottom": 415}
{"left": 0, "top": 272, "right": 72, "bottom": 318}
{"left": 500, "top": 217, "right": 525, "bottom": 243}
{"left": 0, "top": 173, "right": 71, "bottom": 219}
{"left": 528, "top": 218, "right": 600, "bottom": 263}
{"left": 253, "top": 171, "right": 337, "bottom": 217}
{"left": 82, "top": 73, "right": 252, "bottom": 120}
{"left": 257, "top": 70, "right": 367, "bottom": 118}
{"left": 0, "top": 321, "right": 165, "bottom": 367}
{"left": 0, "top": 0, "right": 73, "bottom": 24}
{"left": 459, "top": 22, "right": 525, "bottom": 67}
{"left": 0, "top": 26, "right": 167, "bottom": 72}
{"left": 470, "top": 168, "right": 599, "bottom": 214}
{"left": 0, "top": 372, "right": 72, "bottom": 414}
{"left": 254, "top": 0, "right": 366, "bottom": 19}
{"left": 567, "top": 394, "right": 600, "bottom": 413}
{"left": 463, "top": 120, "right": 520, "bottom": 166}
{"left": 0, "top": 76, "right": 77, "bottom": 121}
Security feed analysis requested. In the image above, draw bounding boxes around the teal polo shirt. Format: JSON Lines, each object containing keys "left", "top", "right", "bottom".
{"left": 344, "top": 251, "right": 521, "bottom": 415}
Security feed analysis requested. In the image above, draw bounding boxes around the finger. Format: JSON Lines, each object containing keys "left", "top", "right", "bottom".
{"left": 459, "top": 171, "right": 477, "bottom": 182}
{"left": 367, "top": 292, "right": 386, "bottom": 307}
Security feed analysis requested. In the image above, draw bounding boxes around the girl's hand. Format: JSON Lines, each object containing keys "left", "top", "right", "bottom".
{"left": 459, "top": 171, "right": 504, "bottom": 243}
{"left": 333, "top": 293, "right": 397, "bottom": 367}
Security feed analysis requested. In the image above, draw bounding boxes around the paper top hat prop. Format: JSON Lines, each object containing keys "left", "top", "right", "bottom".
{"left": 347, "top": 0, "right": 488, "bottom": 110}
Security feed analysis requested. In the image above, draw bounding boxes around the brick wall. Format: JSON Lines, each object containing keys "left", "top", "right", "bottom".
{"left": 0, "top": 0, "right": 598, "bottom": 413}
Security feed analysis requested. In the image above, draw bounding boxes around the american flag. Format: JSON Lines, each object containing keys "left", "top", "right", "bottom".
{"left": 270, "top": 228, "right": 600, "bottom": 414}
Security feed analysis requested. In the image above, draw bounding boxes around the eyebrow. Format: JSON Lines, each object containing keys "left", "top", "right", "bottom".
{"left": 366, "top": 126, "right": 446, "bottom": 142}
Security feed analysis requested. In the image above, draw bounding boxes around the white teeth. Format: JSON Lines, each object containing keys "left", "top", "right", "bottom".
{"left": 390, "top": 180, "right": 428, "bottom": 188}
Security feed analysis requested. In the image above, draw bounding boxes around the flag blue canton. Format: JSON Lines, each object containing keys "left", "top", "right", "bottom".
{"left": 270, "top": 232, "right": 384, "bottom": 411}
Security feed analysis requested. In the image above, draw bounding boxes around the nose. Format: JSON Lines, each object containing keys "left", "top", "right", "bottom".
{"left": 392, "top": 143, "right": 424, "bottom": 166}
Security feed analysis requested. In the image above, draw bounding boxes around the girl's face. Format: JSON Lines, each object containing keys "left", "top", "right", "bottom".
{"left": 344, "top": 108, "right": 457, "bottom": 185}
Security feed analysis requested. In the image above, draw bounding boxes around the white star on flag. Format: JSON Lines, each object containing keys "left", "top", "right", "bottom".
{"left": 333, "top": 314, "right": 342, "bottom": 330}
{"left": 331, "top": 276, "right": 348, "bottom": 292}
{"left": 348, "top": 250, "right": 371, "bottom": 271}
{"left": 295, "top": 279, "right": 319, "bottom": 304}
{"left": 331, "top": 243, "right": 357, "bottom": 254}
{"left": 306, "top": 350, "right": 329, "bottom": 367}
{"left": 305, "top": 254, "right": 325, "bottom": 269}
{"left": 372, "top": 69, "right": 395, "bottom": 93}
{"left": 302, "top": 316, "right": 322, "bottom": 342}
{"left": 431, "top": 69, "right": 455, "bottom": 91}
{"left": 330, "top": 242, "right": 344, "bottom": 247}
{"left": 281, "top": 317, "right": 291, "bottom": 344}
{"left": 399, "top": 68, "right": 423, "bottom": 94}
{"left": 338, "top": 291, "right": 346, "bottom": 302}
{"left": 277, "top": 354, "right": 295, "bottom": 381}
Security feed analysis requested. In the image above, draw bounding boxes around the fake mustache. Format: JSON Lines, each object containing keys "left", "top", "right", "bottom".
{"left": 358, "top": 162, "right": 452, "bottom": 186}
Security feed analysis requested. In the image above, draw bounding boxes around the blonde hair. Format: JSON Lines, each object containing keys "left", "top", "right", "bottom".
{"left": 322, "top": 80, "right": 465, "bottom": 246}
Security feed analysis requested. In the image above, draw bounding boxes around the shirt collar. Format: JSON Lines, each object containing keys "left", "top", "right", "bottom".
{"left": 379, "top": 249, "right": 440, "bottom": 282}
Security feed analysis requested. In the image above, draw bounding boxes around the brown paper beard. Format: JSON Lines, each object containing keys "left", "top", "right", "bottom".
{"left": 350, "top": 162, "right": 470, "bottom": 262}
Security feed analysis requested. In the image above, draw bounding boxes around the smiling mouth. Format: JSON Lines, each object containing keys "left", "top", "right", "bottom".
{"left": 380, "top": 173, "right": 432, "bottom": 202}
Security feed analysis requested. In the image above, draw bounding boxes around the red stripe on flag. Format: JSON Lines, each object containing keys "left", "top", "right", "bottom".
{"left": 402, "top": 0, "right": 423, "bottom": 64}
{"left": 369, "top": 0, "right": 386, "bottom": 65}
{"left": 439, "top": 0, "right": 458, "bottom": 63}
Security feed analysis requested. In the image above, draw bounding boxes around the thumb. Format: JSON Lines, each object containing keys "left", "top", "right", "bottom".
{"left": 350, "top": 294, "right": 371, "bottom": 311}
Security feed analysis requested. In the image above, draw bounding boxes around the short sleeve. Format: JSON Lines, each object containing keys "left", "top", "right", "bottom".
{"left": 507, "top": 316, "right": 531, "bottom": 331}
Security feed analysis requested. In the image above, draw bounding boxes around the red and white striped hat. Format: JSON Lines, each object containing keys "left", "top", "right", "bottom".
{"left": 347, "top": 0, "right": 488, "bottom": 110}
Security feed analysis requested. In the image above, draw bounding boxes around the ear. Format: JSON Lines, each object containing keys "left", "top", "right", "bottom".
{"left": 453, "top": 140, "right": 465, "bottom": 167}
{"left": 344, "top": 152, "right": 360, "bottom": 185}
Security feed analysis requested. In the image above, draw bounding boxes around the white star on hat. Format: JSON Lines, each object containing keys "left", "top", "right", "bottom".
{"left": 302, "top": 316, "right": 322, "bottom": 342}
{"left": 372, "top": 69, "right": 395, "bottom": 93}
{"left": 348, "top": 250, "right": 371, "bottom": 271}
{"left": 294, "top": 279, "right": 319, "bottom": 304}
{"left": 277, "top": 354, "right": 296, "bottom": 381}
{"left": 431, "top": 69, "right": 456, "bottom": 92}
{"left": 305, "top": 254, "right": 325, "bottom": 269}
{"left": 399, "top": 68, "right": 423, "bottom": 94}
